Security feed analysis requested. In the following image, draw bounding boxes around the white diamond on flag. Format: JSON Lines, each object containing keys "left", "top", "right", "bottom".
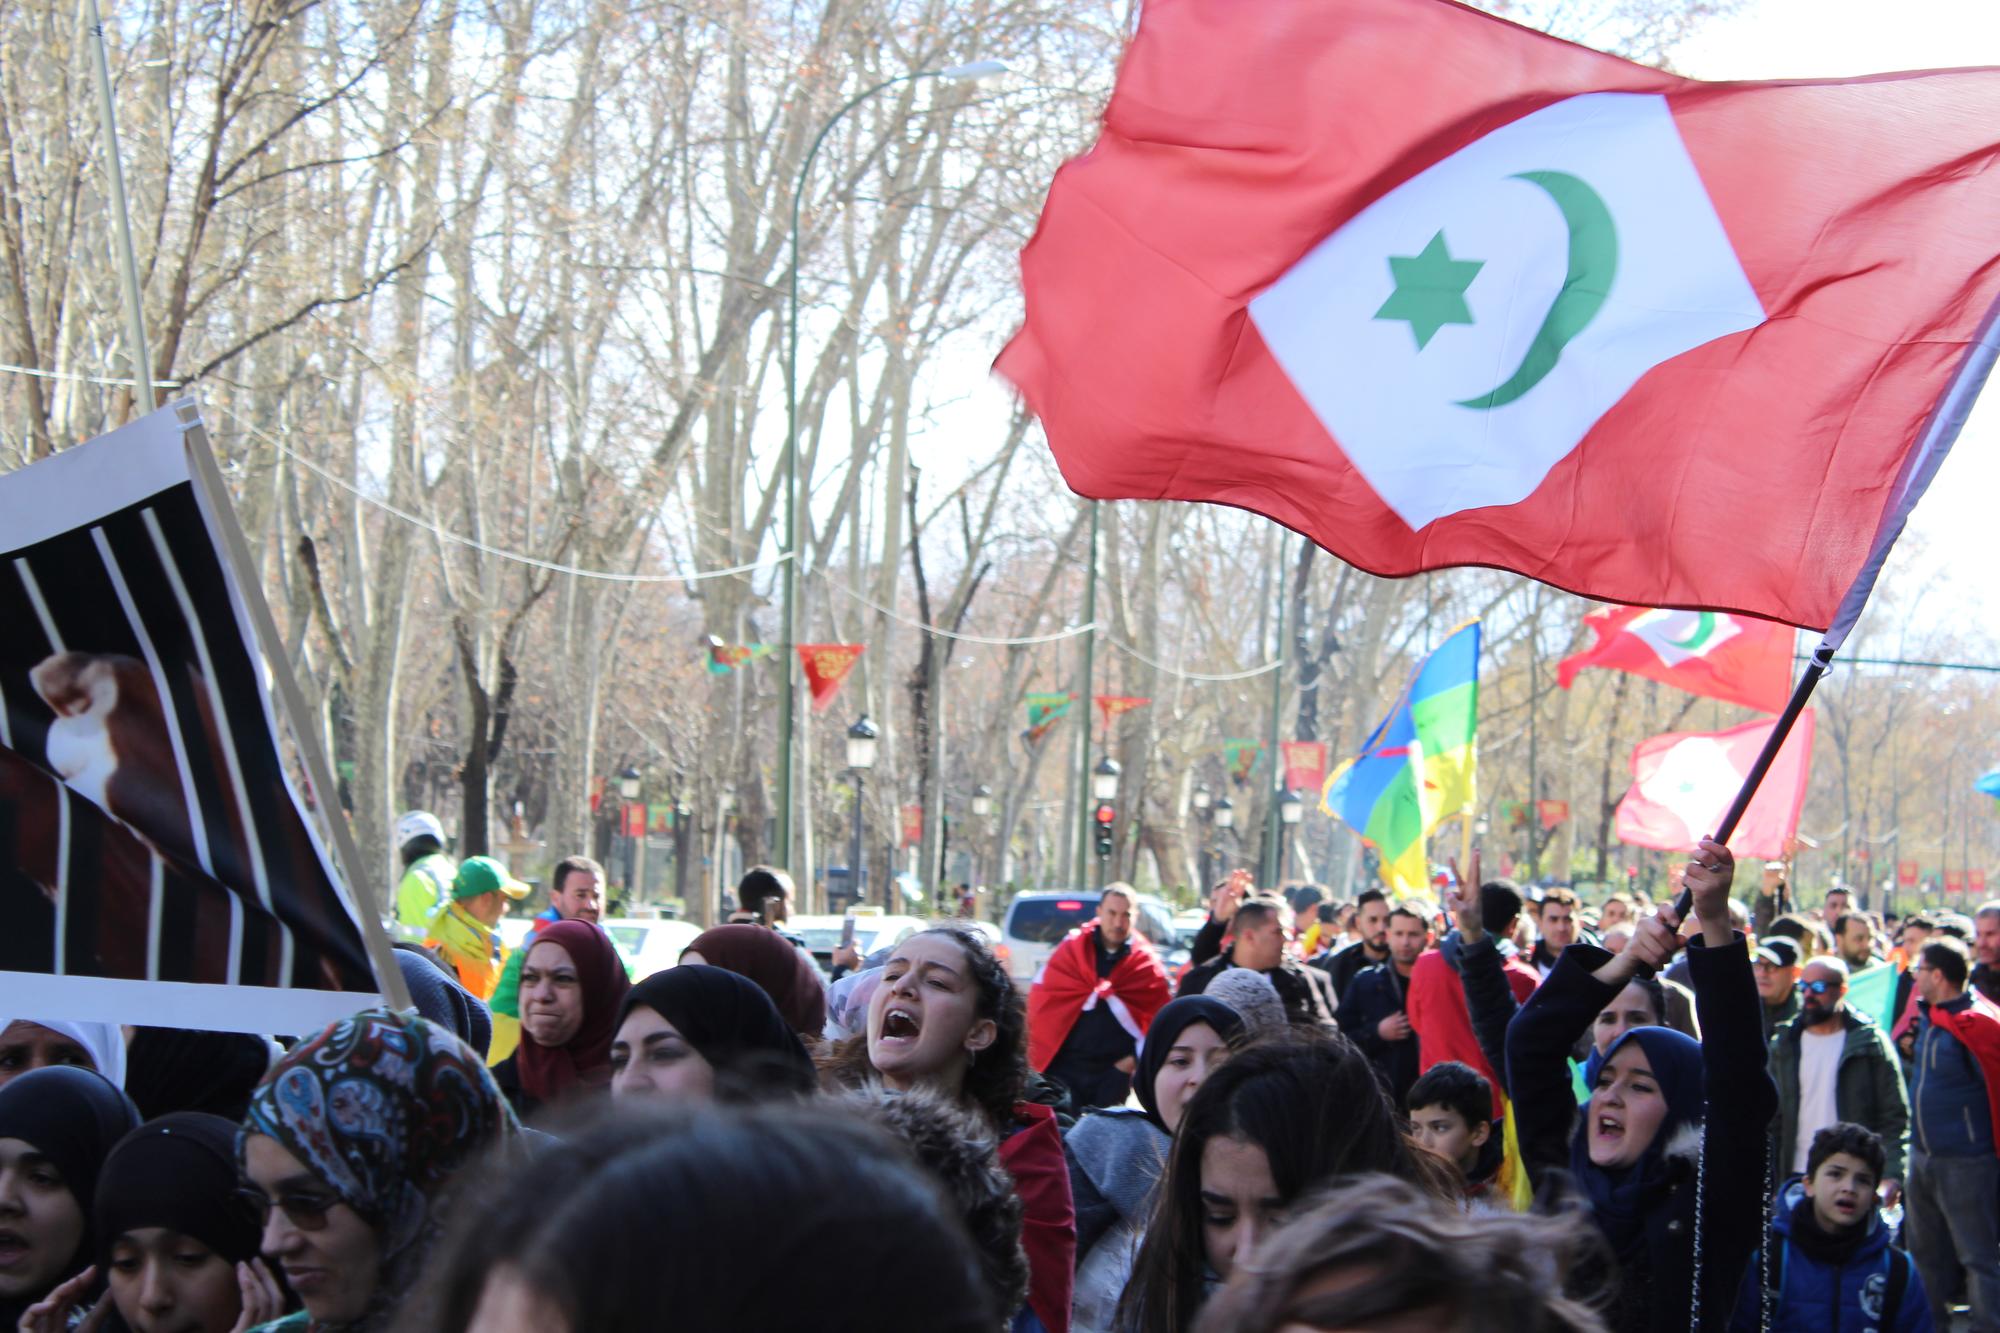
{"left": 1627, "top": 609, "right": 1743, "bottom": 668}
{"left": 1249, "top": 93, "right": 1766, "bottom": 530}
{"left": 1635, "top": 736, "right": 1741, "bottom": 836}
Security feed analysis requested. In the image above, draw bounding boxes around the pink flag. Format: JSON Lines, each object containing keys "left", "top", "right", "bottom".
{"left": 1614, "top": 712, "right": 1816, "bottom": 860}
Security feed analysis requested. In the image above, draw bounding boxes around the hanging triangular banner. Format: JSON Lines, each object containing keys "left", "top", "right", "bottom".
{"left": 798, "top": 644, "right": 865, "bottom": 712}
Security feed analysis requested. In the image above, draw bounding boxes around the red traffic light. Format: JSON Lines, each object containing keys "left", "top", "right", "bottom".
{"left": 1094, "top": 803, "right": 1116, "bottom": 823}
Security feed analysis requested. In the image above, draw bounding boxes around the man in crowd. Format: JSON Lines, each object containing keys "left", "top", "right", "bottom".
{"left": 1597, "top": 892, "right": 1632, "bottom": 935}
{"left": 1903, "top": 936, "right": 2000, "bottom": 1330}
{"left": 391, "top": 809, "right": 456, "bottom": 943}
{"left": 1180, "top": 894, "right": 1338, "bottom": 1027}
{"left": 1528, "top": 886, "right": 1579, "bottom": 977}
{"left": 1338, "top": 903, "right": 1431, "bottom": 1104}
{"left": 424, "top": 854, "right": 529, "bottom": 1000}
{"left": 1833, "top": 911, "right": 1882, "bottom": 972}
{"left": 729, "top": 865, "right": 806, "bottom": 943}
{"left": 1972, "top": 901, "right": 2000, "bottom": 1004}
{"left": 1405, "top": 879, "right": 1538, "bottom": 1092}
{"left": 1753, "top": 858, "right": 1790, "bottom": 935}
{"left": 1769, "top": 955, "right": 1909, "bottom": 1205}
{"left": 1756, "top": 937, "right": 1805, "bottom": 1043}
{"left": 1312, "top": 888, "right": 1389, "bottom": 1001}
{"left": 1027, "top": 883, "right": 1173, "bottom": 1110}
{"left": 1822, "top": 886, "right": 1853, "bottom": 932}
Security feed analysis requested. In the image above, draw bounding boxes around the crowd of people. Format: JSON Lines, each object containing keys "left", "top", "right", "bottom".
{"left": 5, "top": 813, "right": 2000, "bottom": 1331}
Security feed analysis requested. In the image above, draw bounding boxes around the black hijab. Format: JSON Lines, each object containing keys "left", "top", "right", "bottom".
{"left": 1133, "top": 995, "right": 1246, "bottom": 1132}
{"left": 0, "top": 1066, "right": 142, "bottom": 1320}
{"left": 618, "top": 964, "right": 816, "bottom": 1100}
{"left": 95, "top": 1113, "right": 261, "bottom": 1268}
{"left": 123, "top": 1027, "right": 273, "bottom": 1124}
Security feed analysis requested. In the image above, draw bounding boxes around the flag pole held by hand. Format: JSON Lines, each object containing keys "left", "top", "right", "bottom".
{"left": 1668, "top": 642, "right": 1834, "bottom": 922}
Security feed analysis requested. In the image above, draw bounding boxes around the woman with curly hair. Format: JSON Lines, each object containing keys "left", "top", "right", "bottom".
{"left": 823, "top": 923, "right": 1075, "bottom": 1333}
{"left": 1192, "top": 1174, "right": 1608, "bottom": 1332}
{"left": 1116, "top": 1033, "right": 1453, "bottom": 1333}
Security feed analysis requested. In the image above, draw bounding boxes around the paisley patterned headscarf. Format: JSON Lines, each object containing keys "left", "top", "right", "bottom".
{"left": 240, "top": 1008, "right": 518, "bottom": 1328}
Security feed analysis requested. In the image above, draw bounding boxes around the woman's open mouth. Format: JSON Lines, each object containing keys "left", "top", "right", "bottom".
{"left": 880, "top": 1007, "right": 921, "bottom": 1043}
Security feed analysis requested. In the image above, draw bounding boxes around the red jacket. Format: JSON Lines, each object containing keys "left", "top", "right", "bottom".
{"left": 1921, "top": 990, "right": 2000, "bottom": 1162}
{"left": 1405, "top": 941, "right": 1538, "bottom": 1090}
{"left": 1026, "top": 922, "right": 1172, "bottom": 1072}
{"left": 998, "top": 1101, "right": 1076, "bottom": 1332}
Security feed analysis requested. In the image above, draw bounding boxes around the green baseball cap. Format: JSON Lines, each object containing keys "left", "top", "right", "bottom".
{"left": 451, "top": 855, "right": 531, "bottom": 903}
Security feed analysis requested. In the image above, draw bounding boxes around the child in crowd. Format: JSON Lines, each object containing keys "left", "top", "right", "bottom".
{"left": 1732, "top": 1121, "right": 1930, "bottom": 1331}
{"left": 1406, "top": 1060, "right": 1504, "bottom": 1204}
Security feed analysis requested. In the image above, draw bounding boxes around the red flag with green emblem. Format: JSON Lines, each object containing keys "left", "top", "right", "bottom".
{"left": 1558, "top": 605, "right": 1794, "bottom": 713}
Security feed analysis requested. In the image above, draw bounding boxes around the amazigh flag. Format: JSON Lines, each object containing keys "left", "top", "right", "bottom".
{"left": 1024, "top": 692, "right": 1073, "bottom": 745}
{"left": 798, "top": 644, "right": 864, "bottom": 712}
{"left": 1322, "top": 621, "right": 1480, "bottom": 894}
{"left": 1615, "top": 712, "right": 1815, "bottom": 859}
{"left": 996, "top": 0, "right": 2000, "bottom": 633}
{"left": 1558, "top": 606, "right": 1794, "bottom": 713}
{"left": 706, "top": 637, "right": 773, "bottom": 675}
{"left": 1094, "top": 695, "right": 1151, "bottom": 731}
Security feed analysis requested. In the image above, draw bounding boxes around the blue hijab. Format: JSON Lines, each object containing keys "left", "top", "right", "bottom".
{"left": 1572, "top": 1025, "right": 1705, "bottom": 1259}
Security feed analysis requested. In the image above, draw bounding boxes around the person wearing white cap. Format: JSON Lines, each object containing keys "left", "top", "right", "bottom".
{"left": 391, "top": 809, "right": 457, "bottom": 944}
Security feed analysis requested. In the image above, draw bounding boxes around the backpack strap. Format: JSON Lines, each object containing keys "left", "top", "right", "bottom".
{"left": 1882, "top": 1246, "right": 1909, "bottom": 1330}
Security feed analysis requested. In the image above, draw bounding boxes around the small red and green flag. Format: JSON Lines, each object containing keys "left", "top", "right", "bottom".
{"left": 1558, "top": 606, "right": 1794, "bottom": 713}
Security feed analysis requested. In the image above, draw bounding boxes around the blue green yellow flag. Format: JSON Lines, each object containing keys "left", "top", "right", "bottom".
{"left": 1321, "top": 621, "right": 1480, "bottom": 893}
{"left": 1844, "top": 962, "right": 1900, "bottom": 1028}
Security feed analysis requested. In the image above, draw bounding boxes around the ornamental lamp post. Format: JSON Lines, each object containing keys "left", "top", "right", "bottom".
{"left": 617, "top": 766, "right": 642, "bottom": 899}
{"left": 1278, "top": 788, "right": 1303, "bottom": 882}
{"left": 846, "top": 714, "right": 879, "bottom": 911}
{"left": 1213, "top": 796, "right": 1236, "bottom": 877}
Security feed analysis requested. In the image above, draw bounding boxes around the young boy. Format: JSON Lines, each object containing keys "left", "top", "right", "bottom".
{"left": 1732, "top": 1121, "right": 1931, "bottom": 1331}
{"left": 1406, "top": 1060, "right": 1503, "bottom": 1201}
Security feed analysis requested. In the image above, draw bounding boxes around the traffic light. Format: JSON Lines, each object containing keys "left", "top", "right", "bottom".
{"left": 1093, "top": 802, "right": 1116, "bottom": 860}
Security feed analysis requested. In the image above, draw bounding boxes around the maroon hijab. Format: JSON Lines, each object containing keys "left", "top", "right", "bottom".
{"left": 684, "top": 924, "right": 826, "bottom": 1037}
{"left": 516, "top": 920, "right": 630, "bottom": 1104}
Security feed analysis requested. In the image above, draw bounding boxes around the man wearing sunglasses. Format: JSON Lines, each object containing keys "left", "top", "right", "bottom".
{"left": 1770, "top": 955, "right": 1910, "bottom": 1208}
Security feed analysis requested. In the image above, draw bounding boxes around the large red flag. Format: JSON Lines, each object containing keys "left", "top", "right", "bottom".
{"left": 1557, "top": 606, "right": 1795, "bottom": 713}
{"left": 995, "top": 0, "right": 2000, "bottom": 631}
{"left": 1615, "top": 712, "right": 1816, "bottom": 859}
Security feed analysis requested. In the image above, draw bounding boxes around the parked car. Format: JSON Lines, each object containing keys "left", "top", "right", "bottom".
{"left": 788, "top": 912, "right": 926, "bottom": 973}
{"left": 999, "top": 890, "right": 1183, "bottom": 985}
{"left": 601, "top": 916, "right": 704, "bottom": 979}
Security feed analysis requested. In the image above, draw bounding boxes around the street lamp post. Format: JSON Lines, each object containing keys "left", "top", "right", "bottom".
{"left": 775, "top": 58, "right": 1010, "bottom": 880}
{"left": 846, "top": 714, "right": 879, "bottom": 913}
{"left": 1192, "top": 783, "right": 1213, "bottom": 891}
{"left": 1278, "top": 789, "right": 1303, "bottom": 882}
{"left": 970, "top": 784, "right": 994, "bottom": 903}
{"left": 618, "top": 766, "right": 642, "bottom": 902}
{"left": 1213, "top": 796, "right": 1236, "bottom": 877}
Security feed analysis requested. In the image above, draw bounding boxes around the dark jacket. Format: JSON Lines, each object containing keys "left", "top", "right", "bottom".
{"left": 1505, "top": 936, "right": 1778, "bottom": 1333}
{"left": 1764, "top": 990, "right": 1802, "bottom": 1044}
{"left": 1911, "top": 993, "right": 1997, "bottom": 1159}
{"left": 1312, "top": 938, "right": 1386, "bottom": 1003}
{"left": 1188, "top": 914, "right": 1227, "bottom": 968}
{"left": 1178, "top": 951, "right": 1337, "bottom": 1028}
{"left": 1338, "top": 961, "right": 1420, "bottom": 1105}
{"left": 1730, "top": 1178, "right": 1931, "bottom": 1332}
{"left": 1770, "top": 1008, "right": 1910, "bottom": 1180}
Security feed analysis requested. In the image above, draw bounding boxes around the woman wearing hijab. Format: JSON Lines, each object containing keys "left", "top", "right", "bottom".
{"left": 681, "top": 924, "right": 826, "bottom": 1038}
{"left": 610, "top": 965, "right": 815, "bottom": 1104}
{"left": 83, "top": 1114, "right": 287, "bottom": 1332}
{"left": 0, "top": 1066, "right": 141, "bottom": 1327}
{"left": 122, "top": 1030, "right": 273, "bottom": 1124}
{"left": 235, "top": 1008, "right": 518, "bottom": 1332}
{"left": 489, "top": 920, "right": 629, "bottom": 1120}
{"left": 1065, "top": 996, "right": 1245, "bottom": 1333}
{"left": 0, "top": 1019, "right": 127, "bottom": 1090}
{"left": 1505, "top": 841, "right": 1776, "bottom": 1333}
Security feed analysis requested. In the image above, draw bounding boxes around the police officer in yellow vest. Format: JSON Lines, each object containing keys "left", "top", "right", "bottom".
{"left": 392, "top": 810, "right": 457, "bottom": 944}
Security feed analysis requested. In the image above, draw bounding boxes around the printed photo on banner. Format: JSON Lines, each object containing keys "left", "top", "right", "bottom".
{"left": 0, "top": 404, "right": 381, "bottom": 1033}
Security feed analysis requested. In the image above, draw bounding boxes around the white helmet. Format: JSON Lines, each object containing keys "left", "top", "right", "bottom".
{"left": 395, "top": 810, "right": 446, "bottom": 851}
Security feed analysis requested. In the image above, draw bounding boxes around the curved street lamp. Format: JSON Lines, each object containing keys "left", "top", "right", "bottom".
{"left": 846, "top": 714, "right": 879, "bottom": 910}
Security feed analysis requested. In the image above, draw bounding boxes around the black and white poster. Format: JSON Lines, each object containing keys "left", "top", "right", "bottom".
{"left": 0, "top": 404, "right": 385, "bottom": 1032}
